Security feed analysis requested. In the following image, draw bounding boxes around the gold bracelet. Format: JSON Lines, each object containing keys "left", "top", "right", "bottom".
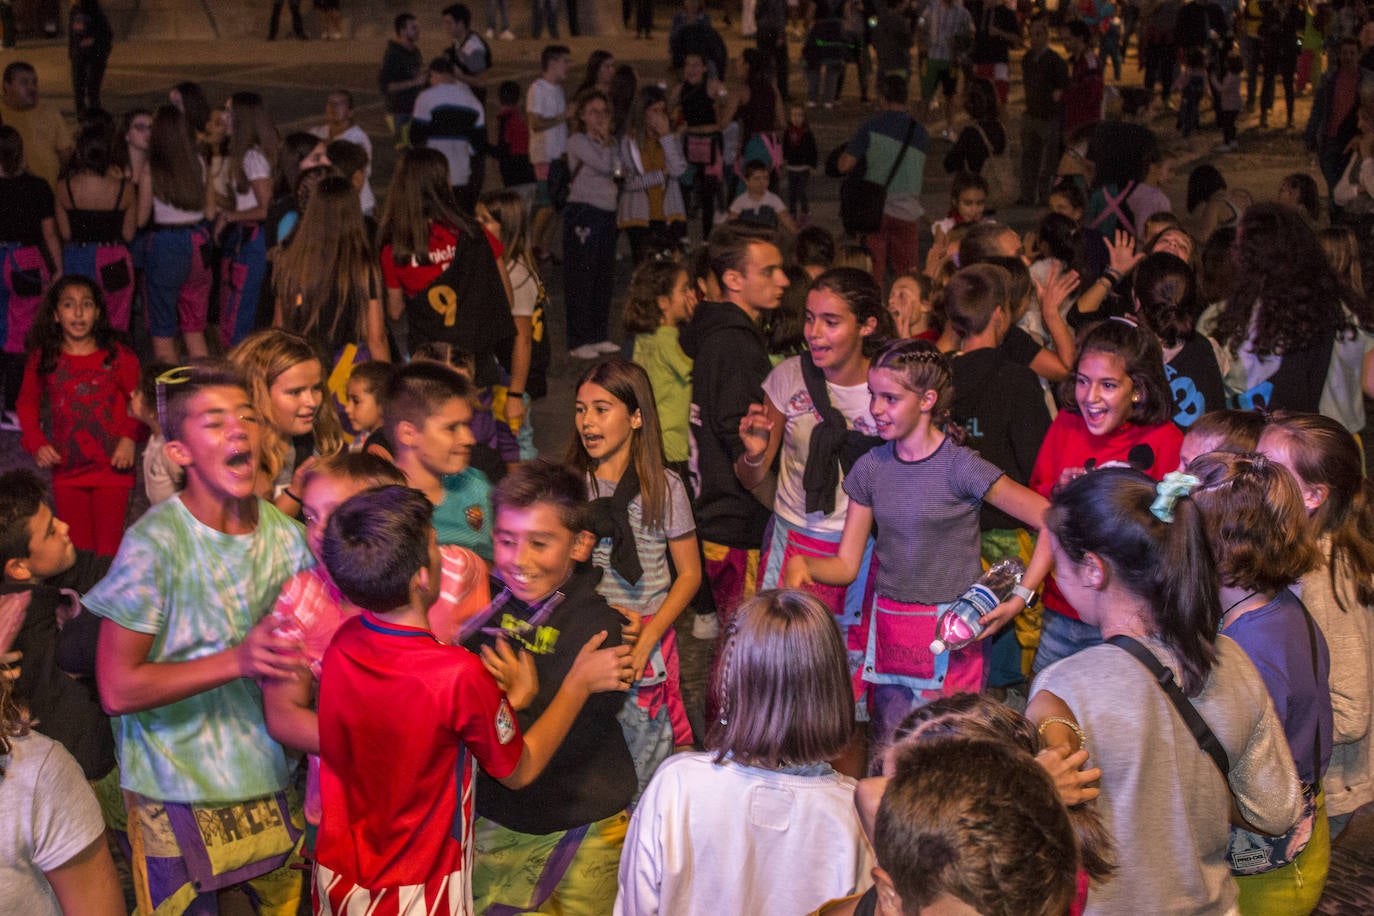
{"left": 1037, "top": 716, "right": 1087, "bottom": 753}
{"left": 740, "top": 451, "right": 766, "bottom": 468}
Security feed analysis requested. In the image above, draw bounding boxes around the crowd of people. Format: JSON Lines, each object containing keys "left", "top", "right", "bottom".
{"left": 4, "top": 0, "right": 1374, "bottom": 914}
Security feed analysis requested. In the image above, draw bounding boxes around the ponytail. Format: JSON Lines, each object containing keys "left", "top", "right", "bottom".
{"left": 1150, "top": 495, "right": 1220, "bottom": 695}
{"left": 1133, "top": 252, "right": 1197, "bottom": 349}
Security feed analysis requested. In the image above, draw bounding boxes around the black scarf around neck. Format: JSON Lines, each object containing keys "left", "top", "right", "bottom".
{"left": 586, "top": 461, "right": 644, "bottom": 584}
{"left": 800, "top": 352, "right": 883, "bottom": 516}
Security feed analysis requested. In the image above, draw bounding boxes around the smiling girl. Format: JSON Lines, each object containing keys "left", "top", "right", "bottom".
{"left": 567, "top": 358, "right": 700, "bottom": 793}
{"left": 17, "top": 275, "right": 139, "bottom": 556}
{"left": 1029, "top": 318, "right": 1182, "bottom": 673}
{"left": 784, "top": 338, "right": 1051, "bottom": 748}
{"left": 228, "top": 329, "right": 344, "bottom": 517}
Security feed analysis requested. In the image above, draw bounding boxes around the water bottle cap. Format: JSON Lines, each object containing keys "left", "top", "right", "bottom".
{"left": 930, "top": 638, "right": 948, "bottom": 654}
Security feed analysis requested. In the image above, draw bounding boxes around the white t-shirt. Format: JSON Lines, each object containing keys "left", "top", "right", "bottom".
{"left": 527, "top": 77, "right": 567, "bottom": 164}
{"left": 153, "top": 157, "right": 207, "bottom": 225}
{"left": 310, "top": 123, "right": 377, "bottom": 215}
{"left": 615, "top": 752, "right": 872, "bottom": 916}
{"left": 233, "top": 147, "right": 271, "bottom": 212}
{"left": 762, "top": 356, "right": 878, "bottom": 533}
{"left": 508, "top": 258, "right": 540, "bottom": 319}
{"left": 0, "top": 731, "right": 107, "bottom": 916}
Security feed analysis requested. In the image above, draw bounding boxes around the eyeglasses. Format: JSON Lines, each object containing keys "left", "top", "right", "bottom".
{"left": 154, "top": 366, "right": 194, "bottom": 432}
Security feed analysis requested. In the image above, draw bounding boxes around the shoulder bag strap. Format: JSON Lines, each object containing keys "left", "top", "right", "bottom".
{"left": 880, "top": 118, "right": 920, "bottom": 193}
{"left": 973, "top": 122, "right": 995, "bottom": 158}
{"left": 1106, "top": 634, "right": 1231, "bottom": 776}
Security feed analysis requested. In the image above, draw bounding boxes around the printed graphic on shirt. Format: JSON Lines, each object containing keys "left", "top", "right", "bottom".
{"left": 496, "top": 699, "right": 516, "bottom": 745}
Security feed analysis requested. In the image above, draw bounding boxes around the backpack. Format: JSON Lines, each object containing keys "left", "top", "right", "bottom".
{"left": 972, "top": 122, "right": 1016, "bottom": 210}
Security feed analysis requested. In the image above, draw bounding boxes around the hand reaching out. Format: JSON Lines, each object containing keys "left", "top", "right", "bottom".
{"left": 481, "top": 636, "right": 539, "bottom": 710}
{"left": 237, "top": 614, "right": 306, "bottom": 681}
{"left": 1035, "top": 261, "right": 1081, "bottom": 321}
{"left": 738, "top": 403, "right": 773, "bottom": 460}
{"left": 567, "top": 630, "right": 635, "bottom": 694}
{"left": 1106, "top": 229, "right": 1141, "bottom": 276}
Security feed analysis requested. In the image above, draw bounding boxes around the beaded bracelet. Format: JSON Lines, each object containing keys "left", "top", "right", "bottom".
{"left": 1037, "top": 716, "right": 1088, "bottom": 754}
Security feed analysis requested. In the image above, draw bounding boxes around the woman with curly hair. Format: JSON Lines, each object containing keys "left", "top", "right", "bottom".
{"left": 1207, "top": 202, "right": 1374, "bottom": 432}
{"left": 0, "top": 630, "right": 124, "bottom": 914}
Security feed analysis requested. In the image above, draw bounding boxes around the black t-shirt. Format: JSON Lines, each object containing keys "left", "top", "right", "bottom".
{"left": 1166, "top": 335, "right": 1228, "bottom": 429}
{"left": 969, "top": 0, "right": 1021, "bottom": 64}
{"left": 944, "top": 118, "right": 1006, "bottom": 174}
{"left": 1088, "top": 120, "right": 1158, "bottom": 188}
{"left": 0, "top": 175, "right": 55, "bottom": 245}
{"left": 998, "top": 324, "right": 1043, "bottom": 368}
{"left": 952, "top": 347, "right": 1051, "bottom": 530}
{"left": 378, "top": 40, "right": 425, "bottom": 115}
{"left": 1022, "top": 48, "right": 1070, "bottom": 120}
{"left": 466, "top": 566, "right": 636, "bottom": 833}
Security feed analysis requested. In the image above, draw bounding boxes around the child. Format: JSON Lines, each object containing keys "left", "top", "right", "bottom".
{"left": 313, "top": 483, "right": 632, "bottom": 913}
{"left": 946, "top": 264, "right": 1054, "bottom": 685}
{"left": 616, "top": 590, "right": 873, "bottom": 915}
{"left": 343, "top": 359, "right": 393, "bottom": 449}
{"left": 1125, "top": 148, "right": 1177, "bottom": 240}
{"left": 86, "top": 361, "right": 314, "bottom": 915}
{"left": 785, "top": 339, "right": 1051, "bottom": 745}
{"left": 783, "top": 105, "right": 818, "bottom": 221}
{"left": 1278, "top": 171, "right": 1321, "bottom": 222}
{"left": 796, "top": 225, "right": 836, "bottom": 279}
{"left": 462, "top": 460, "right": 638, "bottom": 914}
{"left": 887, "top": 270, "right": 936, "bottom": 341}
{"left": 1132, "top": 252, "right": 1228, "bottom": 428}
{"left": 1029, "top": 318, "right": 1183, "bottom": 673}
{"left": 412, "top": 342, "right": 519, "bottom": 479}
{"left": 228, "top": 328, "right": 345, "bottom": 518}
{"left": 622, "top": 255, "right": 697, "bottom": 472}
{"left": 729, "top": 159, "right": 799, "bottom": 234}
{"left": 737, "top": 269, "right": 891, "bottom": 705}
{"left": 129, "top": 361, "right": 184, "bottom": 504}
{"left": 1176, "top": 407, "right": 1264, "bottom": 468}
{"left": 477, "top": 188, "right": 549, "bottom": 457}
{"left": 568, "top": 359, "right": 700, "bottom": 792}
{"left": 930, "top": 171, "right": 990, "bottom": 239}
{"left": 1211, "top": 54, "right": 1243, "bottom": 151}
{"left": 1173, "top": 48, "right": 1207, "bottom": 139}
{"left": 1187, "top": 450, "right": 1332, "bottom": 911}
{"left": 495, "top": 79, "right": 537, "bottom": 202}
{"left": 17, "top": 276, "right": 139, "bottom": 556}
{"left": 323, "top": 139, "right": 373, "bottom": 218}
{"left": 0, "top": 469, "right": 117, "bottom": 801}
{"left": 383, "top": 360, "right": 494, "bottom": 561}
{"left": 1257, "top": 412, "right": 1374, "bottom": 838}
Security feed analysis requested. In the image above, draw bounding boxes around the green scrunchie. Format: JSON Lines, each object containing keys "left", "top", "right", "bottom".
{"left": 1150, "top": 471, "right": 1200, "bottom": 523}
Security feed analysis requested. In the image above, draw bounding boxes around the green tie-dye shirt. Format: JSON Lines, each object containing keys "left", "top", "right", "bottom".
{"left": 85, "top": 497, "right": 312, "bottom": 804}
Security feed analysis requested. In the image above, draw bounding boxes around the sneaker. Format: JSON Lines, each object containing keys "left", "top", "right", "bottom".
{"left": 500, "top": 29, "right": 516, "bottom": 39}
{"left": 593, "top": 340, "right": 621, "bottom": 354}
{"left": 692, "top": 612, "right": 719, "bottom": 640}
{"left": 569, "top": 343, "right": 603, "bottom": 359}
{"left": 0, "top": 411, "right": 19, "bottom": 432}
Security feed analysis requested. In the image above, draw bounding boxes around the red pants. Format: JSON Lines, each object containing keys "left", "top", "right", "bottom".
{"left": 864, "top": 213, "right": 922, "bottom": 287}
{"left": 54, "top": 484, "right": 130, "bottom": 557}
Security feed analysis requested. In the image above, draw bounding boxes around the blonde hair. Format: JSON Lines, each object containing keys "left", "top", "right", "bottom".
{"left": 707, "top": 589, "right": 853, "bottom": 768}
{"left": 228, "top": 329, "right": 344, "bottom": 484}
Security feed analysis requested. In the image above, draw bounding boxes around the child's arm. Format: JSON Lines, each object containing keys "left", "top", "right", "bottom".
{"left": 784, "top": 501, "right": 872, "bottom": 588}
{"left": 385, "top": 286, "right": 406, "bottom": 321}
{"left": 1034, "top": 262, "right": 1080, "bottom": 369}
{"left": 734, "top": 399, "right": 784, "bottom": 492}
{"left": 96, "top": 615, "right": 302, "bottom": 716}
{"left": 262, "top": 666, "right": 319, "bottom": 753}
{"left": 976, "top": 479, "right": 1052, "bottom": 636}
{"left": 1026, "top": 688, "right": 1102, "bottom": 806}
{"left": 41, "top": 217, "right": 62, "bottom": 282}
{"left": 506, "top": 312, "right": 533, "bottom": 424}
{"left": 110, "top": 347, "right": 141, "bottom": 471}
{"left": 496, "top": 630, "right": 634, "bottom": 789}
{"left": 365, "top": 294, "right": 391, "bottom": 365}
{"left": 17, "top": 354, "right": 59, "bottom": 469}
{"left": 631, "top": 532, "right": 701, "bottom": 680}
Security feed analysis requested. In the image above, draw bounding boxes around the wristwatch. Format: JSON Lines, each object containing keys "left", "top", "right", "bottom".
{"left": 1011, "top": 583, "right": 1037, "bottom": 605}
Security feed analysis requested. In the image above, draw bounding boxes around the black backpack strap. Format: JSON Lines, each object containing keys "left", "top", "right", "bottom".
{"left": 1106, "top": 634, "right": 1231, "bottom": 776}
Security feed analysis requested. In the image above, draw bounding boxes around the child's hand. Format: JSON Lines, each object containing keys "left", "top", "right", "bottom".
{"left": 33, "top": 445, "right": 62, "bottom": 469}
{"left": 783, "top": 554, "right": 814, "bottom": 589}
{"left": 1035, "top": 745, "right": 1102, "bottom": 807}
{"left": 0, "top": 590, "right": 31, "bottom": 656}
{"left": 1022, "top": 229, "right": 1039, "bottom": 261}
{"left": 1035, "top": 262, "right": 1081, "bottom": 320}
{"left": 629, "top": 640, "right": 654, "bottom": 682}
{"left": 237, "top": 614, "right": 306, "bottom": 681}
{"left": 976, "top": 596, "right": 1024, "bottom": 639}
{"left": 1106, "top": 229, "right": 1141, "bottom": 275}
{"left": 1055, "top": 466, "right": 1089, "bottom": 493}
{"left": 738, "top": 403, "right": 773, "bottom": 458}
{"left": 568, "top": 629, "right": 635, "bottom": 695}
{"left": 615, "top": 605, "right": 642, "bottom": 648}
{"left": 481, "top": 636, "right": 538, "bottom": 710}
{"left": 289, "top": 456, "right": 318, "bottom": 497}
{"left": 924, "top": 225, "right": 949, "bottom": 278}
{"left": 503, "top": 394, "right": 527, "bottom": 425}
{"left": 111, "top": 436, "right": 136, "bottom": 470}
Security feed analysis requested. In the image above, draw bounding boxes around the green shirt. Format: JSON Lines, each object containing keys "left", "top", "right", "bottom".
{"left": 433, "top": 467, "right": 494, "bottom": 561}
{"left": 633, "top": 326, "right": 693, "bottom": 463}
{"left": 85, "top": 497, "right": 312, "bottom": 804}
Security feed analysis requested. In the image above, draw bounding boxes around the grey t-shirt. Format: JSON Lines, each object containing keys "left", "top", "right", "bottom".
{"left": 1034, "top": 636, "right": 1302, "bottom": 915}
{"left": 590, "top": 469, "right": 695, "bottom": 616}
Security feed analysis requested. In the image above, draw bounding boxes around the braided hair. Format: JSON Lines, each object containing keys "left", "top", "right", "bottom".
{"left": 871, "top": 338, "right": 964, "bottom": 444}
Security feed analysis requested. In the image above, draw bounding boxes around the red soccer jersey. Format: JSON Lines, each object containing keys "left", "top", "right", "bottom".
{"left": 315, "top": 613, "right": 523, "bottom": 914}
{"left": 379, "top": 222, "right": 505, "bottom": 297}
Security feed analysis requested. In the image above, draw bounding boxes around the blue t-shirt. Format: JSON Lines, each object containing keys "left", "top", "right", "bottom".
{"left": 432, "top": 467, "right": 494, "bottom": 561}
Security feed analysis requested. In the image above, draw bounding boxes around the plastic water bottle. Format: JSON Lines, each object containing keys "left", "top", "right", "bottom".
{"left": 929, "top": 558, "right": 1026, "bottom": 655}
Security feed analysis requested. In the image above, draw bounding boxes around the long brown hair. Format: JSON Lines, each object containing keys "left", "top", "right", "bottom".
{"left": 273, "top": 176, "right": 380, "bottom": 351}
{"left": 226, "top": 91, "right": 279, "bottom": 196}
{"left": 377, "top": 147, "right": 477, "bottom": 266}
{"left": 565, "top": 358, "right": 670, "bottom": 531}
{"left": 149, "top": 104, "right": 205, "bottom": 212}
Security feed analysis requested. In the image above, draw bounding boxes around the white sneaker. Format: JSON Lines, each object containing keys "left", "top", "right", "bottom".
{"left": 499, "top": 29, "right": 516, "bottom": 40}
{"left": 570, "top": 343, "right": 603, "bottom": 359}
{"left": 0, "top": 410, "right": 19, "bottom": 432}
{"left": 593, "top": 340, "right": 621, "bottom": 354}
{"left": 692, "top": 612, "right": 719, "bottom": 640}
{"left": 485, "top": 27, "right": 495, "bottom": 38}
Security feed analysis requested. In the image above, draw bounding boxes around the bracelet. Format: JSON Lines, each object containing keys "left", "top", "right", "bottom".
{"left": 283, "top": 488, "right": 302, "bottom": 505}
{"left": 1037, "top": 716, "right": 1088, "bottom": 753}
{"left": 1011, "top": 583, "right": 1037, "bottom": 605}
{"left": 1102, "top": 268, "right": 1122, "bottom": 285}
{"left": 507, "top": 390, "right": 524, "bottom": 398}
{"left": 740, "top": 451, "right": 767, "bottom": 468}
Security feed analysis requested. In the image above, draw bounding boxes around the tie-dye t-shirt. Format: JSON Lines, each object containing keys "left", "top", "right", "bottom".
{"left": 85, "top": 496, "right": 312, "bottom": 804}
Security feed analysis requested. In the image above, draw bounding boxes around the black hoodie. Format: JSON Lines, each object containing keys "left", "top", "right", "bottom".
{"left": 679, "top": 300, "right": 773, "bottom": 549}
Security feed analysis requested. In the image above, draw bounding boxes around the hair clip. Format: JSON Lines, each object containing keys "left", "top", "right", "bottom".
{"left": 154, "top": 366, "right": 194, "bottom": 433}
{"left": 1108, "top": 315, "right": 1140, "bottom": 328}
{"left": 1150, "top": 471, "right": 1200, "bottom": 523}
